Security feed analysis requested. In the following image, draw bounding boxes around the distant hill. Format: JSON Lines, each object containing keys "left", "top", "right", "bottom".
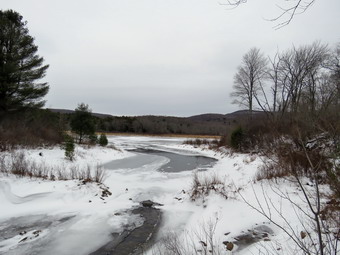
{"left": 187, "top": 113, "right": 227, "bottom": 122}
{"left": 48, "top": 108, "right": 112, "bottom": 119}
{"left": 188, "top": 110, "right": 265, "bottom": 122}
{"left": 49, "top": 108, "right": 264, "bottom": 120}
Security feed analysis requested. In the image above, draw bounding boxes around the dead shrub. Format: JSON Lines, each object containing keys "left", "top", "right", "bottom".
{"left": 152, "top": 218, "right": 223, "bottom": 255}
{"left": 256, "top": 137, "right": 340, "bottom": 201}
{"left": 69, "top": 165, "right": 79, "bottom": 180}
{"left": 183, "top": 139, "right": 217, "bottom": 147}
{"left": 10, "top": 151, "right": 28, "bottom": 176}
{"left": 56, "top": 167, "right": 69, "bottom": 181}
{"left": 189, "top": 172, "right": 227, "bottom": 201}
{"left": 0, "top": 151, "right": 107, "bottom": 184}
{"left": 0, "top": 154, "right": 8, "bottom": 173}
{"left": 77, "top": 165, "right": 92, "bottom": 183}
{"left": 256, "top": 160, "right": 292, "bottom": 181}
{"left": 94, "top": 165, "right": 107, "bottom": 183}
{"left": 217, "top": 135, "right": 228, "bottom": 147}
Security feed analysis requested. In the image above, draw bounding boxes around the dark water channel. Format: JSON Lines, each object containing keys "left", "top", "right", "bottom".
{"left": 90, "top": 206, "right": 161, "bottom": 255}
{"left": 103, "top": 149, "right": 217, "bottom": 172}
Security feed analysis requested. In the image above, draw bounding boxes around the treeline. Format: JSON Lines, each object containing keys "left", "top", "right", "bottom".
{"left": 97, "top": 115, "right": 226, "bottom": 135}
{"left": 58, "top": 113, "right": 244, "bottom": 136}
{"left": 0, "top": 109, "right": 64, "bottom": 150}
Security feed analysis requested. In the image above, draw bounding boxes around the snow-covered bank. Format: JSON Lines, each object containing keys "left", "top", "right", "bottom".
{"left": 0, "top": 135, "right": 336, "bottom": 255}
{"left": 0, "top": 140, "right": 137, "bottom": 254}
{"left": 13, "top": 143, "right": 133, "bottom": 170}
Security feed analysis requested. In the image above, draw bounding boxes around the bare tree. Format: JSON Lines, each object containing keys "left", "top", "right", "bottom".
{"left": 222, "top": 0, "right": 316, "bottom": 29}
{"left": 266, "top": 42, "right": 329, "bottom": 120}
{"left": 267, "top": 53, "right": 281, "bottom": 114}
{"left": 327, "top": 43, "right": 340, "bottom": 108}
{"left": 230, "top": 47, "right": 268, "bottom": 117}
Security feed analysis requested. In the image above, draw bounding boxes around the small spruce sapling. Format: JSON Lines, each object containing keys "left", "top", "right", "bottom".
{"left": 99, "top": 134, "right": 108, "bottom": 147}
{"left": 64, "top": 136, "right": 75, "bottom": 161}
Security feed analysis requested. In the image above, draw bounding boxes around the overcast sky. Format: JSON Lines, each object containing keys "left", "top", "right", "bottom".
{"left": 2, "top": 0, "right": 340, "bottom": 116}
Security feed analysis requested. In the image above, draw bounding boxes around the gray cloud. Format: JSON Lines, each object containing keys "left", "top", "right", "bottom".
{"left": 2, "top": 0, "right": 340, "bottom": 116}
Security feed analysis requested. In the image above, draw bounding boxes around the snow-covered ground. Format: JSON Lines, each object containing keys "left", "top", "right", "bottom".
{"left": 0, "top": 136, "right": 333, "bottom": 255}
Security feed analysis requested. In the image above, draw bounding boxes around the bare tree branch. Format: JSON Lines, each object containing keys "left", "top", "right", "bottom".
{"left": 221, "top": 0, "right": 316, "bottom": 29}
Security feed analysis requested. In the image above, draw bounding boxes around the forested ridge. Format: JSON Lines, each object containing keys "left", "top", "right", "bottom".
{"left": 49, "top": 109, "right": 263, "bottom": 136}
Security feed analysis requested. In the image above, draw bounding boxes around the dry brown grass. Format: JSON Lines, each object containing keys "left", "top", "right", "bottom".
{"left": 64, "top": 131, "right": 221, "bottom": 140}
{"left": 99, "top": 132, "right": 221, "bottom": 139}
{"left": 190, "top": 172, "right": 228, "bottom": 201}
{"left": 183, "top": 138, "right": 219, "bottom": 147}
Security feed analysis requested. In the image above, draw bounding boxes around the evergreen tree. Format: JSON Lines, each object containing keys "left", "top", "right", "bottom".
{"left": 230, "top": 127, "right": 244, "bottom": 151}
{"left": 64, "top": 135, "right": 75, "bottom": 161}
{"left": 70, "top": 103, "right": 95, "bottom": 144}
{"left": 0, "top": 10, "right": 49, "bottom": 113}
{"left": 99, "top": 133, "right": 108, "bottom": 146}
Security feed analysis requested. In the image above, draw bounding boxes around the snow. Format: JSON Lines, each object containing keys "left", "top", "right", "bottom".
{"left": 0, "top": 135, "right": 334, "bottom": 254}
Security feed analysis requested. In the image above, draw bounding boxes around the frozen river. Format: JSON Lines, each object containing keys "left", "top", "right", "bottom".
{"left": 103, "top": 148, "right": 216, "bottom": 172}
{"left": 0, "top": 136, "right": 218, "bottom": 255}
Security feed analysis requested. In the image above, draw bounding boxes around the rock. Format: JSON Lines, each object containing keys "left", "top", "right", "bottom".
{"left": 32, "top": 230, "right": 41, "bottom": 235}
{"left": 224, "top": 232, "right": 230, "bottom": 236}
{"left": 101, "top": 188, "right": 112, "bottom": 197}
{"left": 223, "top": 241, "right": 234, "bottom": 251}
{"left": 300, "top": 231, "right": 307, "bottom": 239}
{"left": 226, "top": 242, "right": 234, "bottom": 251}
{"left": 89, "top": 200, "right": 92, "bottom": 203}
{"left": 141, "top": 200, "right": 163, "bottom": 208}
{"left": 19, "top": 231, "right": 26, "bottom": 235}
{"left": 142, "top": 200, "right": 154, "bottom": 207}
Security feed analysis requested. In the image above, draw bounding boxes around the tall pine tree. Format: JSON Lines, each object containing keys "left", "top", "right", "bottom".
{"left": 70, "top": 103, "right": 96, "bottom": 144}
{"left": 0, "top": 10, "right": 49, "bottom": 113}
